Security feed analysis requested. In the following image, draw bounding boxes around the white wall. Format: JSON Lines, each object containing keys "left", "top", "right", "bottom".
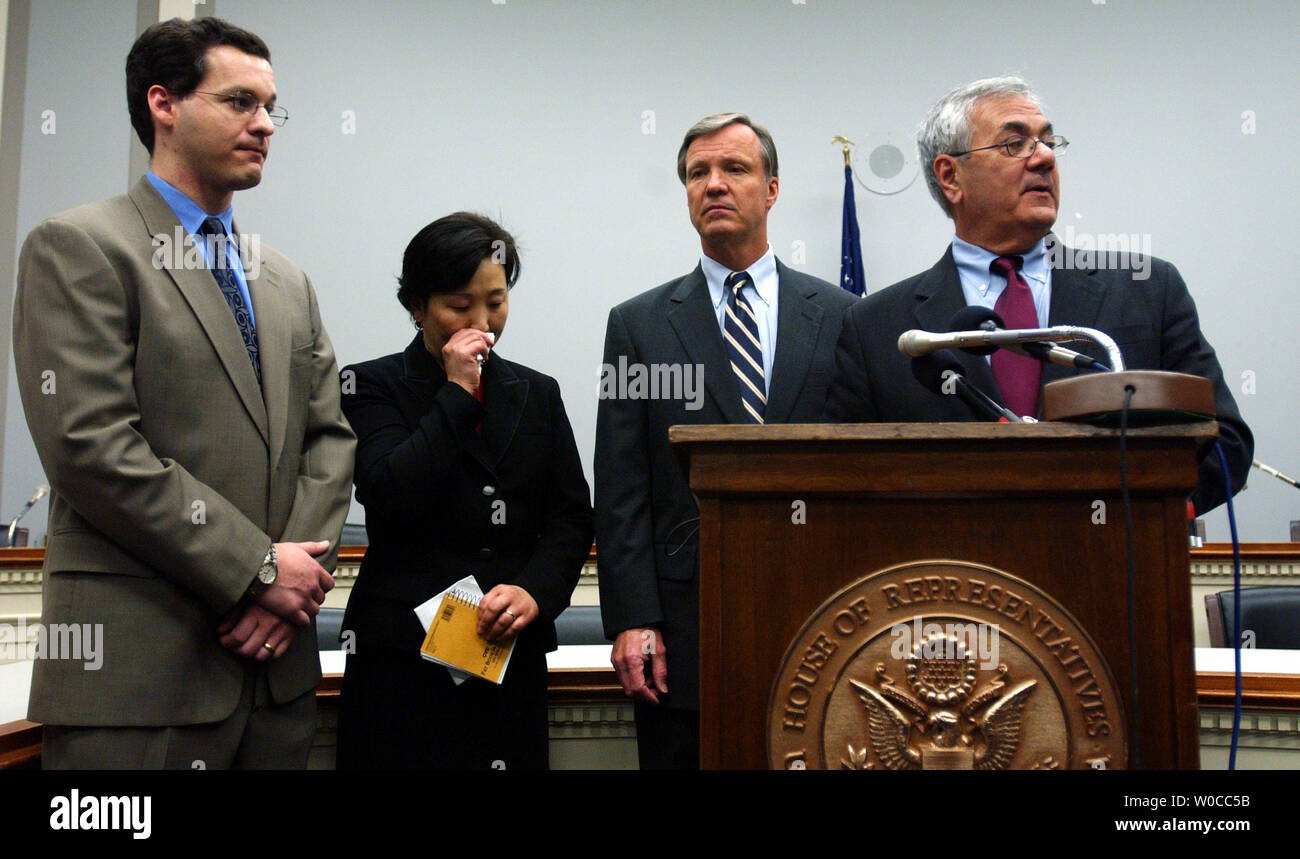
{"left": 3, "top": 0, "right": 135, "bottom": 543}
{"left": 0, "top": 0, "right": 9, "bottom": 141}
{"left": 3, "top": 0, "right": 1296, "bottom": 542}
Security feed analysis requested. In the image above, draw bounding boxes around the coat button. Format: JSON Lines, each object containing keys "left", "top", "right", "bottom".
{"left": 482, "top": 485, "right": 495, "bottom": 496}
{"left": 479, "top": 548, "right": 493, "bottom": 559}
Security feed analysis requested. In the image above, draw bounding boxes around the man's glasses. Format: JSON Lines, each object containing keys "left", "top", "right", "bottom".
{"left": 952, "top": 134, "right": 1068, "bottom": 160}
{"left": 190, "top": 90, "right": 289, "bottom": 127}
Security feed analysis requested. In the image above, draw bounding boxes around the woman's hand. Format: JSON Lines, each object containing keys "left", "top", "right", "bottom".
{"left": 476, "top": 584, "right": 539, "bottom": 643}
{"left": 443, "top": 329, "right": 494, "bottom": 395}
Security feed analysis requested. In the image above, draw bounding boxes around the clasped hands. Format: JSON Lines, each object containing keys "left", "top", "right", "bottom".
{"left": 217, "top": 540, "right": 335, "bottom": 661}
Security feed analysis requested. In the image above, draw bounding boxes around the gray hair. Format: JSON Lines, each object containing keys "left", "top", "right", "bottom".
{"left": 676, "top": 113, "right": 778, "bottom": 183}
{"left": 917, "top": 76, "right": 1044, "bottom": 214}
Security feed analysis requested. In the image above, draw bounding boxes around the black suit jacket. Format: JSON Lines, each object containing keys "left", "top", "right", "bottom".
{"left": 826, "top": 244, "right": 1252, "bottom": 513}
{"left": 595, "top": 260, "right": 857, "bottom": 710}
{"left": 341, "top": 336, "right": 593, "bottom": 657}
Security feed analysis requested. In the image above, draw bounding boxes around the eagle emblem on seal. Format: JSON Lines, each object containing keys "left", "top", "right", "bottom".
{"left": 845, "top": 632, "right": 1036, "bottom": 770}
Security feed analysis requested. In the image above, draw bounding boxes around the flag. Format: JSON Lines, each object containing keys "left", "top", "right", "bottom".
{"left": 840, "top": 163, "right": 865, "bottom": 296}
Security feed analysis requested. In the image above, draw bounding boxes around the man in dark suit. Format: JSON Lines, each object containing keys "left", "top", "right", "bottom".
{"left": 12, "top": 18, "right": 354, "bottom": 768}
{"left": 596, "top": 113, "right": 857, "bottom": 768}
{"left": 826, "top": 77, "right": 1250, "bottom": 513}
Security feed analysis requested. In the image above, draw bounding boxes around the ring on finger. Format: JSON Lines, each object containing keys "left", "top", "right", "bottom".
{"left": 504, "top": 608, "right": 517, "bottom": 619}
{"left": 263, "top": 643, "right": 275, "bottom": 653}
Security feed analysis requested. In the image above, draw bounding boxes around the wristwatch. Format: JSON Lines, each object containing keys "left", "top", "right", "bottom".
{"left": 248, "top": 545, "right": 277, "bottom": 597}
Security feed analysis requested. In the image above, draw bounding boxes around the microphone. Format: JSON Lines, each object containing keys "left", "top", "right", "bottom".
{"left": 898, "top": 317, "right": 1121, "bottom": 370}
{"left": 5, "top": 485, "right": 48, "bottom": 548}
{"left": 1019, "top": 341, "right": 1107, "bottom": 371}
{"left": 946, "top": 305, "right": 999, "bottom": 355}
{"left": 896, "top": 326, "right": 1061, "bottom": 357}
{"left": 911, "top": 350, "right": 1022, "bottom": 423}
{"left": 1251, "top": 459, "right": 1300, "bottom": 490}
{"left": 947, "top": 306, "right": 1109, "bottom": 371}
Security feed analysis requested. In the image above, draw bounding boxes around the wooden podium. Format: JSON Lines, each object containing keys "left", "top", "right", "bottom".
{"left": 670, "top": 422, "right": 1216, "bottom": 770}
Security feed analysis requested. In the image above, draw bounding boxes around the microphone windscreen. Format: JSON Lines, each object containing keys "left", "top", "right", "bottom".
{"left": 911, "top": 349, "right": 964, "bottom": 394}
{"left": 948, "top": 306, "right": 1005, "bottom": 355}
{"left": 897, "top": 330, "right": 930, "bottom": 357}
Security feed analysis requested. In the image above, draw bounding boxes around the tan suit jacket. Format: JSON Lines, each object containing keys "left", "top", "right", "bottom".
{"left": 12, "top": 177, "right": 355, "bottom": 726}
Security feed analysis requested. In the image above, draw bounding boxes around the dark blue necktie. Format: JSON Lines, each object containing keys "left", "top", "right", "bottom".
{"left": 198, "top": 217, "right": 261, "bottom": 386}
{"left": 723, "top": 270, "right": 765, "bottom": 424}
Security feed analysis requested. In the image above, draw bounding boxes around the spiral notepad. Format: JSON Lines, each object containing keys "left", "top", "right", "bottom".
{"left": 418, "top": 586, "right": 514, "bottom": 684}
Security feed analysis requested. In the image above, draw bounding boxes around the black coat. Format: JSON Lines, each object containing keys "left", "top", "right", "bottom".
{"left": 336, "top": 336, "right": 593, "bottom": 768}
{"left": 341, "top": 335, "right": 593, "bottom": 657}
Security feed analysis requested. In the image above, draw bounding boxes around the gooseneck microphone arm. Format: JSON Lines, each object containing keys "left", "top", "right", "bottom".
{"left": 898, "top": 325, "right": 1126, "bottom": 372}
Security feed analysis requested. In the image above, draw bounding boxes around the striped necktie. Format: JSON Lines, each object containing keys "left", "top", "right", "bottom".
{"left": 198, "top": 217, "right": 261, "bottom": 385}
{"left": 723, "top": 270, "right": 765, "bottom": 424}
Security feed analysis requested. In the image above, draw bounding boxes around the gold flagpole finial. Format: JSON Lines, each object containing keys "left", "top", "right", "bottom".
{"left": 831, "top": 135, "right": 855, "bottom": 167}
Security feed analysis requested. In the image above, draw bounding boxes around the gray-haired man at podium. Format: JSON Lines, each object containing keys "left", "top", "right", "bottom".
{"left": 826, "top": 76, "right": 1251, "bottom": 513}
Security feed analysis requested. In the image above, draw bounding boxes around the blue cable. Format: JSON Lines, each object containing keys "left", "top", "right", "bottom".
{"left": 1213, "top": 441, "right": 1242, "bottom": 770}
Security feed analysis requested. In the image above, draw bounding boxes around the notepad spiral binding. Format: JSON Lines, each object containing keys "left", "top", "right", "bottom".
{"left": 446, "top": 587, "right": 481, "bottom": 607}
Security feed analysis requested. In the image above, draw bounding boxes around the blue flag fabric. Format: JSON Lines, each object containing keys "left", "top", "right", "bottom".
{"left": 840, "top": 163, "right": 865, "bottom": 296}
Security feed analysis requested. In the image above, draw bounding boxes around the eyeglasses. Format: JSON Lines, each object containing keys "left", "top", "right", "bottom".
{"left": 951, "top": 134, "right": 1068, "bottom": 160}
{"left": 190, "top": 90, "right": 289, "bottom": 127}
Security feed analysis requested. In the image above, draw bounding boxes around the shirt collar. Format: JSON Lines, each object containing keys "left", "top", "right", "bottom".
{"left": 701, "top": 245, "right": 777, "bottom": 310}
{"left": 145, "top": 170, "right": 234, "bottom": 237}
{"left": 951, "top": 234, "right": 1049, "bottom": 289}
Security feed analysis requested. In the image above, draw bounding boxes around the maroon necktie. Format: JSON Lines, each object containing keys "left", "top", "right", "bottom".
{"left": 989, "top": 255, "right": 1040, "bottom": 418}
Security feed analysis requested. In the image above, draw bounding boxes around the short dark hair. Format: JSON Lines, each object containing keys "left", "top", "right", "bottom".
{"left": 126, "top": 17, "right": 271, "bottom": 153}
{"left": 676, "top": 113, "right": 778, "bottom": 183}
{"left": 397, "top": 213, "right": 522, "bottom": 315}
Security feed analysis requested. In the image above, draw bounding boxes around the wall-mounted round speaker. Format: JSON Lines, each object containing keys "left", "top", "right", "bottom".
{"left": 855, "top": 131, "right": 920, "bottom": 195}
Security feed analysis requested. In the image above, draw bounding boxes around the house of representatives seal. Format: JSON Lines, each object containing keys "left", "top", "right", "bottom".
{"left": 767, "top": 560, "right": 1126, "bottom": 770}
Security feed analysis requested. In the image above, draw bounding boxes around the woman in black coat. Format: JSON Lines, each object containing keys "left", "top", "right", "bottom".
{"left": 336, "top": 213, "right": 593, "bottom": 769}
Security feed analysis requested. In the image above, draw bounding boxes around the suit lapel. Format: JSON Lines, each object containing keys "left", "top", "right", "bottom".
{"left": 766, "top": 261, "right": 824, "bottom": 423}
{"left": 244, "top": 228, "right": 289, "bottom": 468}
{"left": 479, "top": 358, "right": 526, "bottom": 474}
{"left": 1043, "top": 252, "right": 1106, "bottom": 385}
{"left": 399, "top": 337, "right": 521, "bottom": 476}
{"left": 914, "top": 249, "right": 1002, "bottom": 401}
{"left": 666, "top": 267, "right": 746, "bottom": 423}
{"left": 129, "top": 178, "right": 269, "bottom": 445}
{"left": 398, "top": 335, "right": 445, "bottom": 417}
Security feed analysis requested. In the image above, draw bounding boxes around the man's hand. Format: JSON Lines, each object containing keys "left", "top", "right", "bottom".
{"left": 217, "top": 603, "right": 295, "bottom": 661}
{"left": 476, "top": 584, "right": 538, "bottom": 643}
{"left": 255, "top": 540, "right": 334, "bottom": 626}
{"left": 611, "top": 627, "right": 667, "bottom": 704}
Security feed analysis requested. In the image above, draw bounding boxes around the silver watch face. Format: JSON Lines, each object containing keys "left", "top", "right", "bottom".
{"left": 258, "top": 553, "right": 277, "bottom": 585}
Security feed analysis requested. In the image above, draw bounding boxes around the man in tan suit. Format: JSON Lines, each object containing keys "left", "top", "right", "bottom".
{"left": 11, "top": 17, "right": 355, "bottom": 768}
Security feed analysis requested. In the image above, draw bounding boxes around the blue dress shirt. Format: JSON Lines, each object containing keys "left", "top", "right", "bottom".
{"left": 146, "top": 170, "right": 257, "bottom": 329}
